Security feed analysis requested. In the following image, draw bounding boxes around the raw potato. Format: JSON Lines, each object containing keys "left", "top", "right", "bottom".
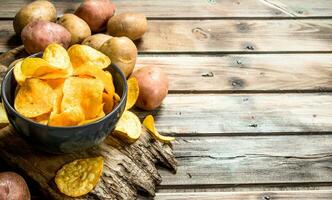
{"left": 0, "top": 172, "right": 30, "bottom": 200}
{"left": 107, "top": 12, "right": 148, "bottom": 40}
{"left": 58, "top": 14, "right": 91, "bottom": 45}
{"left": 13, "top": 0, "right": 56, "bottom": 35}
{"left": 21, "top": 20, "right": 71, "bottom": 54}
{"left": 100, "top": 37, "right": 137, "bottom": 77}
{"left": 113, "top": 111, "right": 141, "bottom": 143}
{"left": 132, "top": 67, "right": 169, "bottom": 110}
{"left": 75, "top": 0, "right": 116, "bottom": 32}
{"left": 82, "top": 34, "right": 112, "bottom": 50}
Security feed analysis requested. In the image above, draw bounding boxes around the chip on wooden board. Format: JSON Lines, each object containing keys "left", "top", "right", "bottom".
{"left": 14, "top": 78, "right": 55, "bottom": 118}
{"left": 125, "top": 77, "right": 139, "bottom": 110}
{"left": 113, "top": 111, "right": 141, "bottom": 143}
{"left": 68, "top": 44, "right": 111, "bottom": 69}
{"left": 55, "top": 157, "right": 104, "bottom": 197}
{"left": 143, "top": 115, "right": 175, "bottom": 143}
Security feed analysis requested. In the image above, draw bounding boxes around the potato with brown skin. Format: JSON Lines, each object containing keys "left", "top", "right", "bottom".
{"left": 58, "top": 14, "right": 91, "bottom": 45}
{"left": 107, "top": 12, "right": 148, "bottom": 40}
{"left": 82, "top": 34, "right": 112, "bottom": 50}
{"left": 13, "top": 0, "right": 56, "bottom": 36}
{"left": 132, "top": 67, "right": 168, "bottom": 110}
{"left": 75, "top": 0, "right": 116, "bottom": 33}
{"left": 21, "top": 20, "right": 71, "bottom": 54}
{"left": 100, "top": 37, "right": 137, "bottom": 77}
{"left": 0, "top": 172, "right": 30, "bottom": 200}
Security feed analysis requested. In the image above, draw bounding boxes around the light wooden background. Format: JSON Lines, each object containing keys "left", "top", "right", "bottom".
{"left": 1, "top": 0, "right": 332, "bottom": 199}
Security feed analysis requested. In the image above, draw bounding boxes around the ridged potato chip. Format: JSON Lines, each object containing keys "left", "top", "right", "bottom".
{"left": 61, "top": 77, "right": 104, "bottom": 120}
{"left": 68, "top": 44, "right": 111, "bottom": 69}
{"left": 43, "top": 43, "right": 72, "bottom": 70}
{"left": 125, "top": 77, "right": 139, "bottom": 110}
{"left": 55, "top": 157, "right": 104, "bottom": 197}
{"left": 74, "top": 64, "right": 114, "bottom": 97}
{"left": 113, "top": 111, "right": 141, "bottom": 143}
{"left": 143, "top": 115, "right": 175, "bottom": 143}
{"left": 14, "top": 78, "right": 55, "bottom": 118}
{"left": 13, "top": 60, "right": 25, "bottom": 85}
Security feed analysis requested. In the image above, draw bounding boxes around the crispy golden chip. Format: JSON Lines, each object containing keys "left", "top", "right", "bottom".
{"left": 43, "top": 43, "right": 72, "bottom": 70}
{"left": 0, "top": 103, "right": 9, "bottom": 125}
{"left": 21, "top": 58, "right": 59, "bottom": 77}
{"left": 102, "top": 92, "right": 114, "bottom": 114}
{"left": 62, "top": 77, "right": 104, "bottom": 120}
{"left": 55, "top": 157, "right": 104, "bottom": 197}
{"left": 49, "top": 106, "right": 85, "bottom": 126}
{"left": 14, "top": 78, "right": 55, "bottom": 118}
{"left": 79, "top": 109, "right": 105, "bottom": 125}
{"left": 143, "top": 115, "right": 175, "bottom": 143}
{"left": 68, "top": 44, "right": 111, "bottom": 69}
{"left": 113, "top": 111, "right": 141, "bottom": 143}
{"left": 33, "top": 112, "right": 50, "bottom": 125}
{"left": 125, "top": 77, "right": 139, "bottom": 110}
{"left": 13, "top": 60, "right": 26, "bottom": 85}
{"left": 74, "top": 64, "right": 115, "bottom": 97}
{"left": 45, "top": 79, "right": 65, "bottom": 89}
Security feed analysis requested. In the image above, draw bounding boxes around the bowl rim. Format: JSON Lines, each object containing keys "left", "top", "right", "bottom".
{"left": 1, "top": 54, "right": 128, "bottom": 130}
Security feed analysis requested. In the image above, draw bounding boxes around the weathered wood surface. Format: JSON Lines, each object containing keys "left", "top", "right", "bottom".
{"left": 155, "top": 190, "right": 332, "bottom": 199}
{"left": 3, "top": 46, "right": 332, "bottom": 92}
{"left": 1, "top": 0, "right": 332, "bottom": 18}
{"left": 158, "top": 135, "right": 332, "bottom": 186}
{"left": 136, "top": 93, "right": 332, "bottom": 135}
{"left": 0, "top": 126, "right": 176, "bottom": 199}
{"left": 1, "top": 20, "right": 332, "bottom": 53}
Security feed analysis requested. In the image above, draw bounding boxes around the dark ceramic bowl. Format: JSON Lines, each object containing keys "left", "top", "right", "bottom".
{"left": 1, "top": 53, "right": 127, "bottom": 154}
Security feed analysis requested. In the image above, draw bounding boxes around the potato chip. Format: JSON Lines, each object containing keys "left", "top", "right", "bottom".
{"left": 0, "top": 103, "right": 9, "bottom": 125}
{"left": 44, "top": 79, "right": 65, "bottom": 89}
{"left": 79, "top": 109, "right": 105, "bottom": 125}
{"left": 14, "top": 78, "right": 55, "bottom": 118}
{"left": 143, "top": 115, "right": 175, "bottom": 143}
{"left": 102, "top": 92, "right": 114, "bottom": 114}
{"left": 13, "top": 60, "right": 26, "bottom": 85}
{"left": 21, "top": 58, "right": 68, "bottom": 78}
{"left": 43, "top": 43, "right": 72, "bottom": 70}
{"left": 49, "top": 106, "right": 85, "bottom": 126}
{"left": 74, "top": 64, "right": 114, "bottom": 97}
{"left": 33, "top": 112, "right": 50, "bottom": 125}
{"left": 61, "top": 77, "right": 104, "bottom": 120}
{"left": 68, "top": 44, "right": 111, "bottom": 69}
{"left": 125, "top": 77, "right": 139, "bottom": 110}
{"left": 113, "top": 111, "right": 141, "bottom": 143}
{"left": 55, "top": 157, "right": 104, "bottom": 197}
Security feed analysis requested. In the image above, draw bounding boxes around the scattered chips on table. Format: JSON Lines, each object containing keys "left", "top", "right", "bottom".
{"left": 113, "top": 111, "right": 142, "bottom": 143}
{"left": 125, "top": 77, "right": 139, "bottom": 110}
{"left": 55, "top": 157, "right": 104, "bottom": 197}
{"left": 143, "top": 115, "right": 175, "bottom": 143}
{"left": 13, "top": 43, "right": 119, "bottom": 126}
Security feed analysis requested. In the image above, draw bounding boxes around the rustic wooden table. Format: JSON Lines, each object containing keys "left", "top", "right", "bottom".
{"left": 1, "top": 0, "right": 332, "bottom": 199}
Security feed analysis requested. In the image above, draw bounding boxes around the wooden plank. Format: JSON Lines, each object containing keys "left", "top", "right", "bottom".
{"left": 1, "top": 0, "right": 332, "bottom": 18}
{"left": 1, "top": 19, "right": 332, "bottom": 53}
{"left": 159, "top": 135, "right": 332, "bottom": 186}
{"left": 155, "top": 190, "right": 332, "bottom": 200}
{"left": 136, "top": 93, "right": 332, "bottom": 134}
{"left": 137, "top": 54, "right": 332, "bottom": 92}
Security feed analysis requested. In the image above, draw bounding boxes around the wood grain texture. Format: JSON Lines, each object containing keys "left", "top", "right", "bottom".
{"left": 1, "top": 20, "right": 332, "bottom": 53}
{"left": 155, "top": 190, "right": 332, "bottom": 199}
{"left": 1, "top": 0, "right": 332, "bottom": 18}
{"left": 137, "top": 54, "right": 332, "bottom": 92}
{"left": 136, "top": 93, "right": 332, "bottom": 134}
{"left": 0, "top": 126, "right": 176, "bottom": 199}
{"left": 159, "top": 135, "right": 332, "bottom": 186}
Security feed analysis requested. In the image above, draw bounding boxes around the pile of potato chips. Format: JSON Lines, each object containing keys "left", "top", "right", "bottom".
{"left": 13, "top": 43, "right": 119, "bottom": 126}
